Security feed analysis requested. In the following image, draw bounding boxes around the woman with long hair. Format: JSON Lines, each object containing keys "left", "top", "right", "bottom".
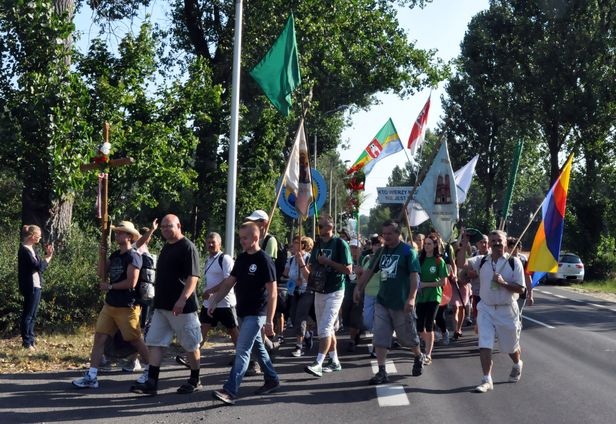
{"left": 415, "top": 235, "right": 448, "bottom": 364}
{"left": 17, "top": 225, "right": 53, "bottom": 350}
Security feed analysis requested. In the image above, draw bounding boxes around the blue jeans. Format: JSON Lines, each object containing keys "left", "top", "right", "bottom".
{"left": 21, "top": 287, "right": 41, "bottom": 347}
{"left": 224, "top": 315, "right": 278, "bottom": 397}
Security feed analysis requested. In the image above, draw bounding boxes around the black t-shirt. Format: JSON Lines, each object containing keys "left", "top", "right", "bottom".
{"left": 106, "top": 249, "right": 142, "bottom": 307}
{"left": 153, "top": 238, "right": 201, "bottom": 313}
{"left": 231, "top": 249, "right": 276, "bottom": 318}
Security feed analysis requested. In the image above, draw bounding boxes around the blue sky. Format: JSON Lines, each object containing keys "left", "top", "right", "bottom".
{"left": 340, "top": 0, "right": 490, "bottom": 213}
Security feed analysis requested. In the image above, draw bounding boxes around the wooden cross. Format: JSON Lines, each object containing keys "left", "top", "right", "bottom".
{"left": 80, "top": 122, "right": 134, "bottom": 284}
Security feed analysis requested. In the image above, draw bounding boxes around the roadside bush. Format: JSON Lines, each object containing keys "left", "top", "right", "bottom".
{"left": 0, "top": 225, "right": 102, "bottom": 337}
{"left": 589, "top": 235, "right": 616, "bottom": 280}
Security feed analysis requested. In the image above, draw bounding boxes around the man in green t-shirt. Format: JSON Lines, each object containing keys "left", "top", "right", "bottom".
{"left": 354, "top": 220, "right": 425, "bottom": 385}
{"left": 297, "top": 214, "right": 352, "bottom": 377}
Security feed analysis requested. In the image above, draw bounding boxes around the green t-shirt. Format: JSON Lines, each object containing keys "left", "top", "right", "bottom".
{"left": 310, "top": 237, "right": 352, "bottom": 293}
{"left": 369, "top": 242, "right": 420, "bottom": 310}
{"left": 416, "top": 255, "right": 448, "bottom": 304}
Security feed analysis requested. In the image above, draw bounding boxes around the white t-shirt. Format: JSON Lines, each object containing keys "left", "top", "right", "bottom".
{"left": 203, "top": 252, "right": 236, "bottom": 308}
{"left": 472, "top": 254, "right": 524, "bottom": 305}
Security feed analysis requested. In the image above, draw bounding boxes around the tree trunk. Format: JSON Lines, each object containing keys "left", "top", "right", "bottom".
{"left": 20, "top": 0, "right": 76, "bottom": 244}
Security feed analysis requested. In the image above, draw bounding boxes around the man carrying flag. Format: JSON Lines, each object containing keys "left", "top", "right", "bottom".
{"left": 407, "top": 93, "right": 431, "bottom": 156}
{"left": 250, "top": 14, "right": 301, "bottom": 116}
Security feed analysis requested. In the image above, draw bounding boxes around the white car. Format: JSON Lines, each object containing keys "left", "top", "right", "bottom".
{"left": 547, "top": 253, "right": 585, "bottom": 283}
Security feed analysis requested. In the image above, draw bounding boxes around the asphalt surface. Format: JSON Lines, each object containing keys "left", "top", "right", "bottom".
{"left": 1, "top": 286, "right": 615, "bottom": 424}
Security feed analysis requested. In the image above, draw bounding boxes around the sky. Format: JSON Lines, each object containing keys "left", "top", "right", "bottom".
{"left": 340, "top": 0, "right": 490, "bottom": 213}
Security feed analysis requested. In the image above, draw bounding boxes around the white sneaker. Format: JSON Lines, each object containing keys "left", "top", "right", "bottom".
{"left": 291, "top": 347, "right": 304, "bottom": 357}
{"left": 136, "top": 366, "right": 149, "bottom": 384}
{"left": 122, "top": 358, "right": 143, "bottom": 373}
{"left": 72, "top": 372, "right": 99, "bottom": 389}
{"left": 474, "top": 377, "right": 493, "bottom": 393}
{"left": 509, "top": 360, "right": 523, "bottom": 383}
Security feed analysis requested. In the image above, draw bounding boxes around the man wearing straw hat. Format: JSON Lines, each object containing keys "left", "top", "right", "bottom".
{"left": 72, "top": 221, "right": 149, "bottom": 389}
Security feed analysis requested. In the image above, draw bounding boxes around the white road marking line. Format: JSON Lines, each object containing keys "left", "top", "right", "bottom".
{"left": 376, "top": 384, "right": 410, "bottom": 407}
{"left": 521, "top": 315, "right": 554, "bottom": 328}
{"left": 589, "top": 303, "right": 616, "bottom": 312}
{"left": 371, "top": 360, "right": 397, "bottom": 374}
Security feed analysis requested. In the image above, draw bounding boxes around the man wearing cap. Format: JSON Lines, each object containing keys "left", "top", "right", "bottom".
{"left": 72, "top": 221, "right": 149, "bottom": 389}
{"left": 245, "top": 210, "right": 278, "bottom": 258}
{"left": 130, "top": 214, "right": 202, "bottom": 396}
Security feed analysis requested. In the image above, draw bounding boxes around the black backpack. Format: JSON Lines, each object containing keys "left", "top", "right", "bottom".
{"left": 479, "top": 255, "right": 516, "bottom": 272}
{"left": 263, "top": 234, "right": 287, "bottom": 282}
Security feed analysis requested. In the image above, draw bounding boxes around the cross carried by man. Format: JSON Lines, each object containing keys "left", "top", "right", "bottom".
{"left": 80, "top": 122, "right": 134, "bottom": 284}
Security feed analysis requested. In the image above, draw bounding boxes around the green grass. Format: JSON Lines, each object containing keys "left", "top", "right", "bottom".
{"left": 571, "top": 279, "right": 616, "bottom": 293}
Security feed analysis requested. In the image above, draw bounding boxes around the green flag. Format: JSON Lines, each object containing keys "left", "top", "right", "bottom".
{"left": 250, "top": 14, "right": 301, "bottom": 116}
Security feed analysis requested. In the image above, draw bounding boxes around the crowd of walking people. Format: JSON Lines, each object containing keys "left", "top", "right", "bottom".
{"left": 19, "top": 210, "right": 533, "bottom": 403}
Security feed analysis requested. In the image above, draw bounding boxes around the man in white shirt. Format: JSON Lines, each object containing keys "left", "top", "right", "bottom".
{"left": 457, "top": 230, "right": 525, "bottom": 393}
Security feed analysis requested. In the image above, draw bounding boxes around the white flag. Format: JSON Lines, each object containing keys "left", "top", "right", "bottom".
{"left": 284, "top": 119, "right": 313, "bottom": 217}
{"left": 407, "top": 154, "right": 478, "bottom": 227}
{"left": 413, "top": 140, "right": 458, "bottom": 241}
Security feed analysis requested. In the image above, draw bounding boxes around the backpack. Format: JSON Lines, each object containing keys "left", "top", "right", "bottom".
{"left": 263, "top": 234, "right": 287, "bottom": 282}
{"left": 138, "top": 251, "right": 156, "bottom": 301}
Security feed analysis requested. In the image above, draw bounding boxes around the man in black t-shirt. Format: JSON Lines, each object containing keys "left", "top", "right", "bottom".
{"left": 130, "top": 214, "right": 202, "bottom": 396}
{"left": 210, "top": 222, "right": 280, "bottom": 405}
{"left": 72, "top": 221, "right": 149, "bottom": 390}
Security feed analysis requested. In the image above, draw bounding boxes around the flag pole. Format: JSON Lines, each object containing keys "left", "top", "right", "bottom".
{"left": 225, "top": 0, "right": 244, "bottom": 255}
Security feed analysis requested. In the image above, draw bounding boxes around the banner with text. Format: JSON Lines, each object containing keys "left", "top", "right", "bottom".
{"left": 377, "top": 187, "right": 414, "bottom": 204}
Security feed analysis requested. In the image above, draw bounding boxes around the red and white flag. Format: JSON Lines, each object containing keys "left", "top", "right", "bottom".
{"left": 407, "top": 94, "right": 431, "bottom": 156}
{"left": 284, "top": 119, "right": 313, "bottom": 217}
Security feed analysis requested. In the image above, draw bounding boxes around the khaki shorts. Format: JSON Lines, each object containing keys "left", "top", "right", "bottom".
{"left": 477, "top": 301, "right": 521, "bottom": 354}
{"left": 372, "top": 303, "right": 420, "bottom": 349}
{"left": 145, "top": 309, "right": 202, "bottom": 352}
{"left": 95, "top": 304, "right": 142, "bottom": 342}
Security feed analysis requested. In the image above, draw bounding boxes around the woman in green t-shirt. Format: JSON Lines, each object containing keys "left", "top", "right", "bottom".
{"left": 415, "top": 235, "right": 448, "bottom": 364}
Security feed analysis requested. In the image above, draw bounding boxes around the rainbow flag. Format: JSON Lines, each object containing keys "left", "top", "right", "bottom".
{"left": 347, "top": 118, "right": 403, "bottom": 176}
{"left": 527, "top": 154, "right": 574, "bottom": 286}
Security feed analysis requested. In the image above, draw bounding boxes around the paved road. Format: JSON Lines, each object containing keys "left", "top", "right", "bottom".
{"left": 1, "top": 286, "right": 615, "bottom": 424}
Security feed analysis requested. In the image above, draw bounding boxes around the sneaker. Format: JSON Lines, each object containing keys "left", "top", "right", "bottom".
{"left": 177, "top": 379, "right": 202, "bottom": 394}
{"left": 212, "top": 388, "right": 236, "bottom": 405}
{"left": 474, "top": 377, "right": 494, "bottom": 393}
{"left": 245, "top": 361, "right": 262, "bottom": 376}
{"left": 99, "top": 356, "right": 112, "bottom": 372}
{"left": 291, "top": 347, "right": 304, "bottom": 357}
{"left": 175, "top": 355, "right": 190, "bottom": 369}
{"left": 304, "top": 361, "right": 323, "bottom": 377}
{"left": 509, "top": 360, "right": 523, "bottom": 383}
{"left": 130, "top": 379, "right": 157, "bottom": 396}
{"left": 122, "top": 358, "right": 143, "bottom": 373}
{"left": 452, "top": 331, "right": 462, "bottom": 341}
{"left": 322, "top": 358, "right": 342, "bottom": 373}
{"left": 369, "top": 369, "right": 389, "bottom": 385}
{"left": 412, "top": 354, "right": 424, "bottom": 376}
{"left": 423, "top": 355, "right": 432, "bottom": 365}
{"left": 254, "top": 379, "right": 280, "bottom": 395}
{"left": 136, "top": 367, "right": 149, "bottom": 384}
{"left": 72, "top": 372, "right": 99, "bottom": 389}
